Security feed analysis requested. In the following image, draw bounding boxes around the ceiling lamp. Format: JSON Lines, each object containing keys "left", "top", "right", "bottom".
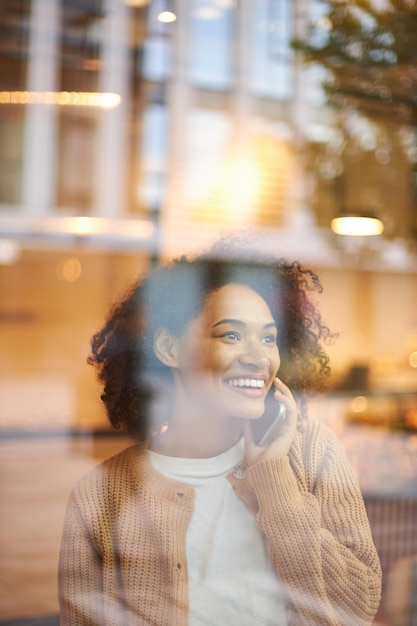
{"left": 158, "top": 10, "right": 176, "bottom": 22}
{"left": 330, "top": 213, "right": 384, "bottom": 236}
{"left": 157, "top": 0, "right": 176, "bottom": 22}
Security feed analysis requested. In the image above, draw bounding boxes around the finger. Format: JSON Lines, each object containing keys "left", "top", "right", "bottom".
{"left": 272, "top": 384, "right": 297, "bottom": 435}
{"left": 273, "top": 376, "right": 291, "bottom": 398}
{"left": 273, "top": 375, "right": 288, "bottom": 387}
{"left": 273, "top": 378, "right": 296, "bottom": 411}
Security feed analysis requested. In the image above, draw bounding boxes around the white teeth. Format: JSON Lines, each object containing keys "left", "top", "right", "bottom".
{"left": 228, "top": 378, "right": 264, "bottom": 389}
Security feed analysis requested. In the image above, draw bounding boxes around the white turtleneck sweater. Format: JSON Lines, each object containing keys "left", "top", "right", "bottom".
{"left": 149, "top": 439, "right": 289, "bottom": 625}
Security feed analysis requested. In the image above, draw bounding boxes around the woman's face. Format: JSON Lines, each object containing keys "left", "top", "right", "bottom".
{"left": 171, "top": 282, "right": 280, "bottom": 422}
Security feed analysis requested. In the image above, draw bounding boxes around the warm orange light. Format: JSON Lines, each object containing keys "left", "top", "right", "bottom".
{"left": 57, "top": 257, "right": 82, "bottom": 283}
{"left": 331, "top": 216, "right": 384, "bottom": 236}
{"left": 70, "top": 217, "right": 95, "bottom": 235}
{"left": 409, "top": 351, "right": 417, "bottom": 368}
{"left": 40, "top": 216, "right": 154, "bottom": 240}
{"left": 125, "top": 0, "right": 149, "bottom": 5}
{"left": 225, "top": 156, "right": 261, "bottom": 222}
{"left": 0, "top": 91, "right": 121, "bottom": 108}
{"left": 405, "top": 409, "right": 417, "bottom": 429}
{"left": 350, "top": 396, "right": 368, "bottom": 413}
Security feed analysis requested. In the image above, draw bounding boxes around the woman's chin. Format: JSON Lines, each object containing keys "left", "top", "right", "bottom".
{"left": 231, "top": 405, "right": 266, "bottom": 422}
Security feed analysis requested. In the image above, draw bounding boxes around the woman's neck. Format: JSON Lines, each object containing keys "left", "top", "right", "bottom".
{"left": 148, "top": 413, "right": 243, "bottom": 458}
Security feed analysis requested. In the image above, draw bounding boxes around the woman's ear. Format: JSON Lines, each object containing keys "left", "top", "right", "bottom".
{"left": 153, "top": 327, "right": 180, "bottom": 368}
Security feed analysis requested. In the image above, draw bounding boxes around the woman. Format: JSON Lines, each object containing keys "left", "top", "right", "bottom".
{"left": 58, "top": 240, "right": 382, "bottom": 625}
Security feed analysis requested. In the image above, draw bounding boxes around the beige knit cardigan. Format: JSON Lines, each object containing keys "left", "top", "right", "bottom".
{"left": 58, "top": 418, "right": 382, "bottom": 625}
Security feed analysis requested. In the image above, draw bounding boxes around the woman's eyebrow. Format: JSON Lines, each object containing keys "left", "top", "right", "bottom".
{"left": 212, "top": 318, "right": 245, "bottom": 328}
{"left": 212, "top": 318, "right": 277, "bottom": 330}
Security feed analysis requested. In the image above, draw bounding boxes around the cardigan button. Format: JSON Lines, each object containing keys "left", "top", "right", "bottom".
{"left": 233, "top": 464, "right": 246, "bottom": 479}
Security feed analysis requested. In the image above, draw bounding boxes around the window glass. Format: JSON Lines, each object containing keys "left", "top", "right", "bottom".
{"left": 143, "top": 36, "right": 171, "bottom": 81}
{"left": 55, "top": 2, "right": 103, "bottom": 211}
{"left": 142, "top": 0, "right": 174, "bottom": 81}
{"left": 1, "top": 2, "right": 417, "bottom": 625}
{"left": 250, "top": 0, "right": 293, "bottom": 99}
{"left": 189, "top": 1, "right": 233, "bottom": 89}
{"left": 0, "top": 0, "right": 30, "bottom": 204}
{"left": 140, "top": 103, "right": 168, "bottom": 210}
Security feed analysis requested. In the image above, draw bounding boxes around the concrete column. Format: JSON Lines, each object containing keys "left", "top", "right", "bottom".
{"left": 287, "top": 0, "right": 315, "bottom": 227}
{"left": 158, "top": 0, "right": 193, "bottom": 255}
{"left": 233, "top": 0, "right": 254, "bottom": 133}
{"left": 22, "top": 0, "right": 60, "bottom": 215}
{"left": 93, "top": 0, "right": 130, "bottom": 217}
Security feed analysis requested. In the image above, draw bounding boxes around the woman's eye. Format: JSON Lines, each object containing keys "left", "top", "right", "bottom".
{"left": 262, "top": 334, "right": 276, "bottom": 344}
{"left": 221, "top": 331, "right": 240, "bottom": 341}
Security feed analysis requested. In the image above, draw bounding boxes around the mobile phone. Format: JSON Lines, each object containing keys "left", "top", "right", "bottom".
{"left": 251, "top": 401, "right": 286, "bottom": 447}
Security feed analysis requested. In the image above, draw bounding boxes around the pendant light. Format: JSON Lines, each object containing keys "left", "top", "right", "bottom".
{"left": 157, "top": 0, "right": 176, "bottom": 22}
{"left": 330, "top": 212, "right": 384, "bottom": 236}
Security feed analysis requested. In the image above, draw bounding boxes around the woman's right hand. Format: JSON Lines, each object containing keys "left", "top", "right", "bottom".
{"left": 244, "top": 377, "right": 298, "bottom": 466}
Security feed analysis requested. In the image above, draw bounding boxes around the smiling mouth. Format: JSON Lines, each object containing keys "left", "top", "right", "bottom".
{"left": 226, "top": 378, "right": 265, "bottom": 389}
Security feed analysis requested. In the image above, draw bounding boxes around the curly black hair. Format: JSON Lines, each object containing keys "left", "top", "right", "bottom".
{"left": 88, "top": 239, "right": 336, "bottom": 439}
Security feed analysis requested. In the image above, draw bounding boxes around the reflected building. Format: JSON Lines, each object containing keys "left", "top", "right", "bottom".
{"left": 1, "top": 0, "right": 302, "bottom": 254}
{"left": 2, "top": 0, "right": 416, "bottom": 252}
{"left": 1, "top": 4, "right": 417, "bottom": 436}
{"left": 1, "top": 0, "right": 417, "bottom": 461}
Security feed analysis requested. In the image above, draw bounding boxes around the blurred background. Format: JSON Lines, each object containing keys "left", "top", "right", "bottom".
{"left": 0, "top": 1, "right": 416, "bottom": 624}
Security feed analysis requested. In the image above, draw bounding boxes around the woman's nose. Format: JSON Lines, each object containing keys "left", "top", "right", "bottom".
{"left": 238, "top": 345, "right": 268, "bottom": 369}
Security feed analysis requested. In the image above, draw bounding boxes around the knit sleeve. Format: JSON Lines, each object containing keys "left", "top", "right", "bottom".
{"left": 245, "top": 422, "right": 382, "bottom": 626}
{"left": 58, "top": 489, "right": 104, "bottom": 626}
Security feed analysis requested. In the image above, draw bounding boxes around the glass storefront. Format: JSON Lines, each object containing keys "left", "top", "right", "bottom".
{"left": 0, "top": 1, "right": 416, "bottom": 624}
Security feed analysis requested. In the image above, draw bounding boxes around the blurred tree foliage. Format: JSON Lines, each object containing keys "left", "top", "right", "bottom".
{"left": 292, "top": 1, "right": 417, "bottom": 241}
{"left": 293, "top": 0, "right": 417, "bottom": 126}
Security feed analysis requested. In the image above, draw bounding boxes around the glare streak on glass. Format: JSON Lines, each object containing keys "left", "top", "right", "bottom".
{"left": 184, "top": 108, "right": 231, "bottom": 208}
